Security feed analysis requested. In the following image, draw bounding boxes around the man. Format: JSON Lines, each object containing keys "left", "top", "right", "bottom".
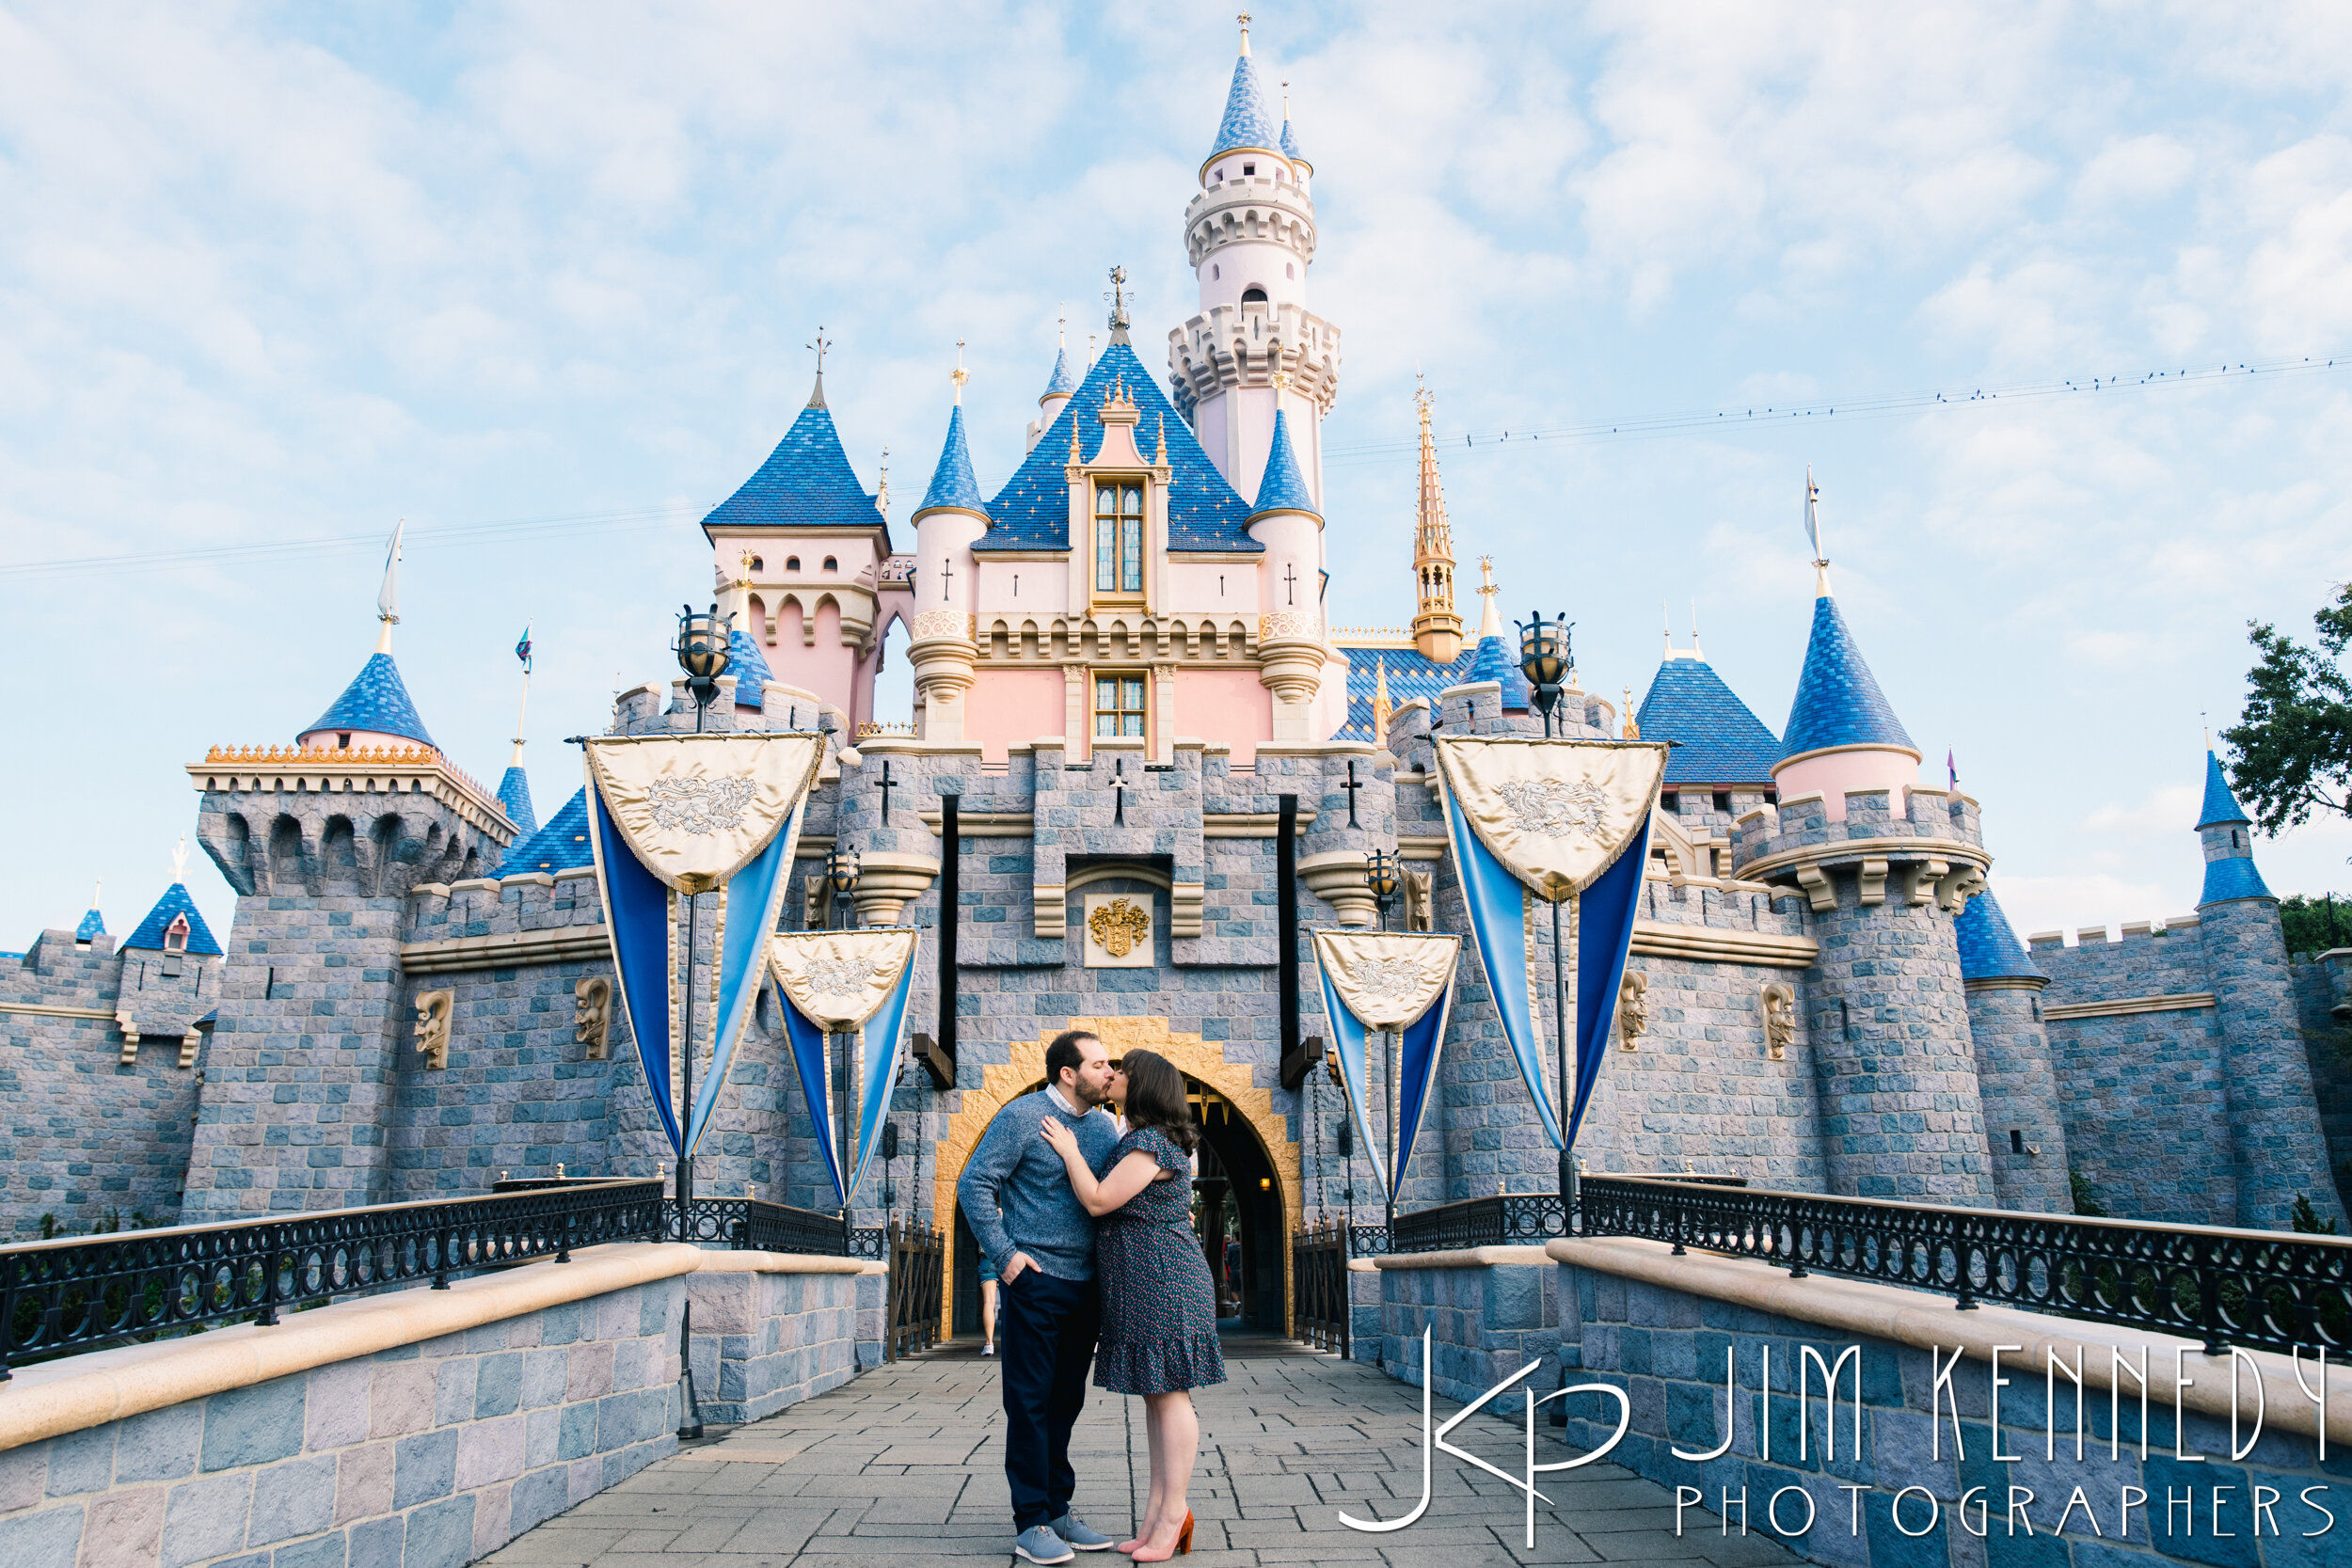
{"left": 958, "top": 1029, "right": 1123, "bottom": 1564}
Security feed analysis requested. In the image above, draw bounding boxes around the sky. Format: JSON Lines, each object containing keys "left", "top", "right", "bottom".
{"left": 3, "top": 0, "right": 2349, "bottom": 952}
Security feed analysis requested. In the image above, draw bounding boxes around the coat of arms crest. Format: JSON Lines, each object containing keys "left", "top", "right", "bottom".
{"left": 1087, "top": 897, "right": 1152, "bottom": 958}
{"left": 1496, "top": 778, "right": 1609, "bottom": 841}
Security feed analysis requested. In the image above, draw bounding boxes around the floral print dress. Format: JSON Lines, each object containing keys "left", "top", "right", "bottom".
{"left": 1091, "top": 1126, "right": 1228, "bottom": 1395}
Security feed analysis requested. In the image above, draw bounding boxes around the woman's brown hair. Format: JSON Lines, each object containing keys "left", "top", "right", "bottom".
{"left": 1116, "top": 1049, "right": 1199, "bottom": 1153}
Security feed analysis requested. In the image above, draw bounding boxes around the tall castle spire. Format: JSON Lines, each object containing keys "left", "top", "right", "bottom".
{"left": 1409, "top": 382, "right": 1463, "bottom": 663}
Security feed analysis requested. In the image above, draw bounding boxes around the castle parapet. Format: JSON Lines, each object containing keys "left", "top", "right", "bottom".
{"left": 1729, "top": 784, "right": 1987, "bottom": 913}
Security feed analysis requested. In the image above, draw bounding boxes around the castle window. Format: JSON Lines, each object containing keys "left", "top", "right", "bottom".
{"left": 1242, "top": 287, "right": 1267, "bottom": 306}
{"left": 1243, "top": 162, "right": 1256, "bottom": 176}
{"left": 163, "top": 914, "right": 189, "bottom": 955}
{"left": 822, "top": 556, "right": 838, "bottom": 573}
{"left": 1713, "top": 791, "right": 1732, "bottom": 815}
{"left": 1094, "top": 483, "right": 1144, "bottom": 594}
{"left": 2010, "top": 1128, "right": 2025, "bottom": 1154}
{"left": 1661, "top": 792, "right": 1679, "bottom": 815}
{"left": 787, "top": 555, "right": 801, "bottom": 571}
{"left": 1285, "top": 262, "right": 1295, "bottom": 278}
{"left": 1094, "top": 674, "right": 1147, "bottom": 738}
{"left": 749, "top": 555, "right": 763, "bottom": 571}
{"left": 337, "top": 733, "right": 351, "bottom": 749}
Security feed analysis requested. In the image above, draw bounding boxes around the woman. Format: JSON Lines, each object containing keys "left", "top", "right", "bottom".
{"left": 1041, "top": 1050, "right": 1224, "bottom": 1560}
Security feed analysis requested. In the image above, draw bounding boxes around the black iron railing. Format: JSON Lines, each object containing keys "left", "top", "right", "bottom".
{"left": 882, "top": 1221, "right": 944, "bottom": 1362}
{"left": 0, "top": 1179, "right": 667, "bottom": 1376}
{"left": 1391, "top": 1193, "right": 1573, "bottom": 1253}
{"left": 849, "top": 1227, "right": 888, "bottom": 1260}
{"left": 1292, "top": 1217, "right": 1353, "bottom": 1356}
{"left": 1347, "top": 1224, "right": 1391, "bottom": 1258}
{"left": 0, "top": 1182, "right": 862, "bottom": 1375}
{"left": 1576, "top": 1177, "right": 2352, "bottom": 1358}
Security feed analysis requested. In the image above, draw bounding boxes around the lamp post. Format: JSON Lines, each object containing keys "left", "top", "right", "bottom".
{"left": 824, "top": 844, "right": 861, "bottom": 1218}
{"left": 1516, "top": 610, "right": 1578, "bottom": 1210}
{"left": 1363, "top": 851, "right": 1404, "bottom": 1239}
{"left": 668, "top": 604, "right": 735, "bottom": 1217}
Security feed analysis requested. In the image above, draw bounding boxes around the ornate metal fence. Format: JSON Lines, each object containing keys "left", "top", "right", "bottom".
{"left": 882, "top": 1221, "right": 945, "bottom": 1362}
{"left": 1291, "top": 1217, "right": 1352, "bottom": 1356}
{"left": 0, "top": 1182, "right": 862, "bottom": 1375}
{"left": 1572, "top": 1177, "right": 2352, "bottom": 1358}
{"left": 1391, "top": 1193, "right": 1573, "bottom": 1253}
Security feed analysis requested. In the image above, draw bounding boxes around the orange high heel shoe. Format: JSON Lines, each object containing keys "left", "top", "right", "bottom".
{"left": 1175, "top": 1512, "right": 1193, "bottom": 1556}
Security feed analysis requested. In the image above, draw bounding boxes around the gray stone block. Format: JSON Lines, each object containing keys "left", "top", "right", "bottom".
{"left": 346, "top": 1515, "right": 402, "bottom": 1568}
{"left": 390, "top": 1430, "right": 457, "bottom": 1512}
{"left": 273, "top": 1530, "right": 349, "bottom": 1568}
{"left": 201, "top": 1377, "right": 307, "bottom": 1473}
{"left": 397, "top": 1495, "right": 475, "bottom": 1568}
{"left": 0, "top": 1503, "right": 82, "bottom": 1568}
{"left": 43, "top": 1423, "right": 115, "bottom": 1497}
{"left": 246, "top": 1453, "right": 336, "bottom": 1546}
{"left": 163, "top": 1474, "right": 252, "bottom": 1568}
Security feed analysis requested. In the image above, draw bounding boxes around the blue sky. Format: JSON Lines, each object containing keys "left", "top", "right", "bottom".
{"left": 4, "top": 1, "right": 2349, "bottom": 949}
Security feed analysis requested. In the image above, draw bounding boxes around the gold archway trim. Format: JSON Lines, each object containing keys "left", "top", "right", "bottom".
{"left": 933, "top": 1017, "right": 1300, "bottom": 1338}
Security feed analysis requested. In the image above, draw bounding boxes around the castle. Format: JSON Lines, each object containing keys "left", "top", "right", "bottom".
{"left": 5, "top": 28, "right": 2347, "bottom": 1336}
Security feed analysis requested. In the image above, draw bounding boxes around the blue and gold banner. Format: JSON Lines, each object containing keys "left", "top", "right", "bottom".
{"left": 1433, "top": 737, "right": 1664, "bottom": 1155}
{"left": 1311, "top": 930, "right": 1460, "bottom": 1205}
{"left": 769, "top": 928, "right": 923, "bottom": 1210}
{"left": 583, "top": 733, "right": 823, "bottom": 1161}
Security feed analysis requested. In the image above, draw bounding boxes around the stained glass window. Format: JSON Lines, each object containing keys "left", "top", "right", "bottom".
{"left": 1094, "top": 483, "right": 1145, "bottom": 594}
{"left": 1094, "top": 676, "right": 1147, "bottom": 737}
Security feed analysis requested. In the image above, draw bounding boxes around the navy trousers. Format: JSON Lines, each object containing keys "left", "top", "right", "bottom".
{"left": 997, "top": 1268, "right": 1101, "bottom": 1530}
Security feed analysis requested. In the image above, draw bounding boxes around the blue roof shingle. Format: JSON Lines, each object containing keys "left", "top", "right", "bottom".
{"left": 305, "top": 653, "right": 436, "bottom": 748}
{"left": 124, "top": 883, "right": 224, "bottom": 957}
{"left": 1637, "top": 658, "right": 1784, "bottom": 787}
{"left": 1955, "top": 889, "right": 2041, "bottom": 982}
{"left": 1780, "top": 596, "right": 1914, "bottom": 761}
{"left": 977, "top": 341, "right": 1259, "bottom": 555}
{"left": 1041, "top": 348, "right": 1079, "bottom": 400}
{"left": 698, "top": 389, "right": 889, "bottom": 542}
{"left": 501, "top": 787, "right": 595, "bottom": 875}
{"left": 2201, "top": 855, "right": 2274, "bottom": 905}
{"left": 1251, "top": 408, "right": 1317, "bottom": 516}
{"left": 497, "top": 766, "right": 538, "bottom": 836}
{"left": 1279, "top": 116, "right": 1306, "bottom": 165}
{"left": 74, "top": 906, "right": 104, "bottom": 942}
{"left": 2197, "top": 750, "right": 2252, "bottom": 829}
{"left": 1333, "top": 639, "right": 1537, "bottom": 738}
{"left": 726, "top": 625, "right": 775, "bottom": 711}
{"left": 917, "top": 405, "right": 986, "bottom": 516}
{"left": 1209, "top": 52, "right": 1284, "bottom": 163}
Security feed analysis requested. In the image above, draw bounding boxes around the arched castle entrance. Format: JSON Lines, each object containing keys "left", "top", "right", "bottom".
{"left": 932, "top": 1017, "right": 1301, "bottom": 1338}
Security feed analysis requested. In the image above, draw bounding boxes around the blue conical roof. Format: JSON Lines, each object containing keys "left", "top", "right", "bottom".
{"left": 1779, "top": 596, "right": 1914, "bottom": 761}
{"left": 306, "top": 653, "right": 436, "bottom": 748}
{"left": 2196, "top": 751, "right": 2251, "bottom": 829}
{"left": 2201, "top": 857, "right": 2274, "bottom": 905}
{"left": 497, "top": 767, "right": 538, "bottom": 837}
{"left": 1465, "top": 634, "right": 1534, "bottom": 710}
{"left": 917, "top": 405, "right": 986, "bottom": 515}
{"left": 1637, "top": 658, "right": 1783, "bottom": 786}
{"left": 698, "top": 386, "right": 889, "bottom": 540}
{"left": 74, "top": 906, "right": 104, "bottom": 942}
{"left": 979, "top": 341, "right": 1259, "bottom": 554}
{"left": 502, "top": 787, "right": 595, "bottom": 875}
{"left": 1279, "top": 117, "right": 1306, "bottom": 164}
{"left": 727, "top": 624, "right": 774, "bottom": 711}
{"left": 1209, "top": 52, "right": 1284, "bottom": 162}
{"left": 1250, "top": 408, "right": 1318, "bottom": 516}
{"left": 1041, "top": 348, "right": 1079, "bottom": 400}
{"left": 1955, "top": 889, "right": 2041, "bottom": 983}
{"left": 124, "top": 883, "right": 222, "bottom": 957}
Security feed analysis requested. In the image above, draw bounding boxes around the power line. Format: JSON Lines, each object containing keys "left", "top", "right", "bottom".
{"left": 0, "top": 503, "right": 703, "bottom": 580}
{"left": 1323, "top": 352, "right": 2352, "bottom": 467}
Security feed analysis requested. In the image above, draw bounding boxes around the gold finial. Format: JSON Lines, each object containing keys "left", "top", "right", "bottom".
{"left": 1057, "top": 308, "right": 1066, "bottom": 349}
{"left": 736, "top": 546, "right": 756, "bottom": 588}
{"left": 877, "top": 447, "right": 891, "bottom": 520}
{"left": 1372, "top": 657, "right": 1393, "bottom": 747}
{"left": 1272, "top": 367, "right": 1290, "bottom": 394}
{"left": 1477, "top": 555, "right": 1497, "bottom": 596}
{"left": 951, "top": 339, "right": 968, "bottom": 404}
{"left": 1691, "top": 598, "right": 1703, "bottom": 659}
{"left": 1622, "top": 687, "right": 1640, "bottom": 739}
{"left": 1238, "top": 11, "right": 1251, "bottom": 55}
{"left": 1069, "top": 415, "right": 1082, "bottom": 462}
{"left": 1154, "top": 414, "right": 1168, "bottom": 466}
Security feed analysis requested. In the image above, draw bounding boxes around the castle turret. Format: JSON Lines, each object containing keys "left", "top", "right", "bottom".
{"left": 1168, "top": 18, "right": 1340, "bottom": 504}
{"left": 1248, "top": 404, "right": 1326, "bottom": 742}
{"left": 1956, "top": 887, "right": 2073, "bottom": 1212}
{"left": 1731, "top": 484, "right": 1996, "bottom": 1201}
{"left": 2194, "top": 750, "right": 2346, "bottom": 1228}
{"left": 1770, "top": 470, "right": 1921, "bottom": 818}
{"left": 909, "top": 367, "right": 988, "bottom": 744}
{"left": 1026, "top": 319, "right": 1081, "bottom": 452}
{"left": 699, "top": 348, "right": 895, "bottom": 731}
{"left": 1408, "top": 386, "right": 1462, "bottom": 663}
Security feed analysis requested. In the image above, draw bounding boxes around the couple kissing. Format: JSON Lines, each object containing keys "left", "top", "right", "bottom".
{"left": 957, "top": 1029, "right": 1228, "bottom": 1564}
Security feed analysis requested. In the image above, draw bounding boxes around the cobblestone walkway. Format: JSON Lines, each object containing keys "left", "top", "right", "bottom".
{"left": 482, "top": 1338, "right": 1800, "bottom": 1568}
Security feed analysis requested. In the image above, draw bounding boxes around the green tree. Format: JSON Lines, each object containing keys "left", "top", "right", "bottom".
{"left": 2279, "top": 893, "right": 2351, "bottom": 956}
{"left": 2221, "top": 582, "right": 2352, "bottom": 835}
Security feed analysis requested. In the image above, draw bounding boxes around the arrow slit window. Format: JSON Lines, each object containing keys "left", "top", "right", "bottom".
{"left": 1095, "top": 483, "right": 1144, "bottom": 594}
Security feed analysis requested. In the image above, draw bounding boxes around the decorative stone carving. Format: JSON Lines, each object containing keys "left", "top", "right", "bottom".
{"left": 1404, "top": 868, "right": 1434, "bottom": 932}
{"left": 1761, "top": 983, "right": 1796, "bottom": 1061}
{"left": 574, "top": 976, "right": 612, "bottom": 1061}
{"left": 1084, "top": 895, "right": 1153, "bottom": 968}
{"left": 414, "top": 989, "right": 454, "bottom": 1069}
{"left": 1616, "top": 971, "right": 1647, "bottom": 1051}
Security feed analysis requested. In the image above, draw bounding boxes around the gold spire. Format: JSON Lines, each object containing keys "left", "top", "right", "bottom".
{"left": 951, "top": 339, "right": 968, "bottom": 405}
{"left": 876, "top": 447, "right": 891, "bottom": 521}
{"left": 1622, "top": 686, "right": 1640, "bottom": 739}
{"left": 1154, "top": 414, "right": 1168, "bottom": 467}
{"left": 1410, "top": 380, "right": 1463, "bottom": 663}
{"left": 1372, "top": 657, "right": 1393, "bottom": 748}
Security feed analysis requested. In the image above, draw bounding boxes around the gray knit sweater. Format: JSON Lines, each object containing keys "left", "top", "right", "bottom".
{"left": 957, "top": 1088, "right": 1121, "bottom": 1281}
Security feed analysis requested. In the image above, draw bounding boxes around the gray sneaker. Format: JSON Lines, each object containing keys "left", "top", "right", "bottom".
{"left": 1014, "top": 1526, "right": 1073, "bottom": 1564}
{"left": 1049, "top": 1514, "right": 1115, "bottom": 1551}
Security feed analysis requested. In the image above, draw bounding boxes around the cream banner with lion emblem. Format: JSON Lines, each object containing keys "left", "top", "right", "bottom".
{"left": 768, "top": 927, "right": 923, "bottom": 1210}
{"left": 1432, "top": 736, "right": 1664, "bottom": 1156}
{"left": 585, "top": 733, "right": 822, "bottom": 894}
{"left": 1432, "top": 736, "right": 1664, "bottom": 904}
{"left": 1310, "top": 929, "right": 1460, "bottom": 1204}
